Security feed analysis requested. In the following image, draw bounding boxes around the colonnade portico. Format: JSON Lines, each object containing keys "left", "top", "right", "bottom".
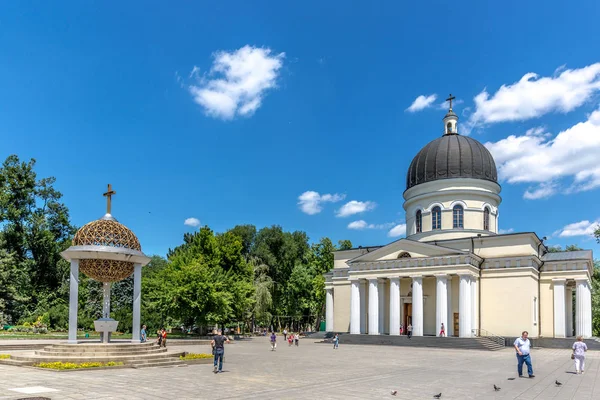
{"left": 347, "top": 273, "right": 478, "bottom": 337}
{"left": 551, "top": 278, "right": 592, "bottom": 338}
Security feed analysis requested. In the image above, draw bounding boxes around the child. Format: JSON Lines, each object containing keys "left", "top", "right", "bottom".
{"left": 160, "top": 328, "right": 167, "bottom": 348}
{"left": 288, "top": 333, "right": 294, "bottom": 347}
{"left": 333, "top": 333, "right": 339, "bottom": 349}
{"left": 270, "top": 331, "right": 277, "bottom": 351}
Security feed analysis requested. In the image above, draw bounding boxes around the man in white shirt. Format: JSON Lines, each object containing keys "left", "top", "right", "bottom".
{"left": 513, "top": 331, "right": 534, "bottom": 378}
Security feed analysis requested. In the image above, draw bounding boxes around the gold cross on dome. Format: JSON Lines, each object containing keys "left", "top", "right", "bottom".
{"left": 446, "top": 94, "right": 456, "bottom": 110}
{"left": 103, "top": 184, "right": 116, "bottom": 214}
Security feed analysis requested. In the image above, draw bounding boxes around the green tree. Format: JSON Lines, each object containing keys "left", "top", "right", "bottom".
{"left": 337, "top": 239, "right": 353, "bottom": 250}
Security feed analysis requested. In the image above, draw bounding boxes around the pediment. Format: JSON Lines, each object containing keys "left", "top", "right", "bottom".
{"left": 348, "top": 238, "right": 467, "bottom": 263}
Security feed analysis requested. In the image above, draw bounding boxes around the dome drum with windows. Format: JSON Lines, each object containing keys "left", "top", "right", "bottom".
{"left": 403, "top": 95, "right": 502, "bottom": 240}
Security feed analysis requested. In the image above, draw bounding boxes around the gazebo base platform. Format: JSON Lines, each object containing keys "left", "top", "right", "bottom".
{"left": 1, "top": 341, "right": 186, "bottom": 369}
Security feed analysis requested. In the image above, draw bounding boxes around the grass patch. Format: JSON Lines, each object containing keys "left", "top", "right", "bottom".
{"left": 35, "top": 361, "right": 124, "bottom": 370}
{"left": 180, "top": 353, "right": 212, "bottom": 360}
{"left": 0, "top": 354, "right": 10, "bottom": 359}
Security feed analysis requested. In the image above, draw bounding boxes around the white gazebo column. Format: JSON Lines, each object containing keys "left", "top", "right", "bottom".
{"left": 359, "top": 280, "right": 367, "bottom": 333}
{"left": 389, "top": 277, "right": 400, "bottom": 335}
{"left": 575, "top": 278, "right": 592, "bottom": 338}
{"left": 131, "top": 263, "right": 142, "bottom": 343}
{"left": 350, "top": 280, "right": 361, "bottom": 334}
{"left": 436, "top": 275, "right": 448, "bottom": 337}
{"left": 68, "top": 259, "right": 80, "bottom": 344}
{"left": 566, "top": 286, "right": 573, "bottom": 337}
{"left": 102, "top": 282, "right": 111, "bottom": 318}
{"left": 412, "top": 276, "right": 424, "bottom": 337}
{"left": 368, "top": 279, "right": 379, "bottom": 335}
{"left": 553, "top": 279, "right": 566, "bottom": 338}
{"left": 377, "top": 279, "right": 385, "bottom": 334}
{"left": 447, "top": 276, "right": 454, "bottom": 337}
{"left": 459, "top": 274, "right": 472, "bottom": 338}
{"left": 325, "top": 287, "right": 334, "bottom": 332}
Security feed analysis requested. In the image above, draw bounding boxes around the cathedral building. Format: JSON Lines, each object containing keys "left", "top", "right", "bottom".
{"left": 324, "top": 101, "right": 594, "bottom": 339}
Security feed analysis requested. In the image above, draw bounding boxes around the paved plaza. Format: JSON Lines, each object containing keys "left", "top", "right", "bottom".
{"left": 1, "top": 337, "right": 599, "bottom": 399}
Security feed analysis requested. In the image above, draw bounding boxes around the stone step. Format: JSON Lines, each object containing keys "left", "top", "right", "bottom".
{"left": 0, "top": 358, "right": 33, "bottom": 366}
{"left": 9, "top": 351, "right": 185, "bottom": 364}
{"left": 131, "top": 359, "right": 187, "bottom": 369}
{"left": 0, "top": 343, "right": 48, "bottom": 351}
{"left": 49, "top": 342, "right": 157, "bottom": 350}
{"left": 321, "top": 335, "right": 505, "bottom": 351}
{"left": 35, "top": 348, "right": 168, "bottom": 357}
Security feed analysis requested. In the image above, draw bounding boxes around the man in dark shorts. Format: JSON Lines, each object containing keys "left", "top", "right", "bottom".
{"left": 211, "top": 329, "right": 230, "bottom": 373}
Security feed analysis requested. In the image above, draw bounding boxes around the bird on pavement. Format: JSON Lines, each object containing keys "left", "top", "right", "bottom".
{"left": 494, "top": 385, "right": 501, "bottom": 391}
{"left": 507, "top": 378, "right": 516, "bottom": 380}
{"left": 391, "top": 390, "right": 397, "bottom": 396}
{"left": 433, "top": 394, "right": 442, "bottom": 399}
{"left": 556, "top": 380, "right": 563, "bottom": 387}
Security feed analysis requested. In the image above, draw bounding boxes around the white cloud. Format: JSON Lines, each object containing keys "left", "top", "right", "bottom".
{"left": 347, "top": 220, "right": 395, "bottom": 230}
{"left": 387, "top": 224, "right": 407, "bottom": 237}
{"left": 485, "top": 108, "right": 600, "bottom": 198}
{"left": 468, "top": 63, "right": 600, "bottom": 128}
{"left": 406, "top": 94, "right": 437, "bottom": 112}
{"left": 557, "top": 220, "right": 599, "bottom": 238}
{"left": 184, "top": 217, "right": 201, "bottom": 227}
{"left": 498, "top": 228, "right": 514, "bottom": 234}
{"left": 523, "top": 182, "right": 558, "bottom": 200}
{"left": 188, "top": 45, "right": 285, "bottom": 119}
{"left": 336, "top": 200, "right": 376, "bottom": 217}
{"left": 298, "top": 191, "right": 345, "bottom": 215}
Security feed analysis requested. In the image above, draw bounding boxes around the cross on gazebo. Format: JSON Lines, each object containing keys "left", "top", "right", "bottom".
{"left": 103, "top": 184, "right": 116, "bottom": 214}
{"left": 446, "top": 94, "right": 456, "bottom": 110}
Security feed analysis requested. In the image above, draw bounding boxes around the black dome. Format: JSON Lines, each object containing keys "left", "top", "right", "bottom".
{"left": 406, "top": 134, "right": 498, "bottom": 190}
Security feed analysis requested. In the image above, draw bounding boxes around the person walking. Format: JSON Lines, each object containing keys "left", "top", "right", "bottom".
{"left": 439, "top": 323, "right": 446, "bottom": 337}
{"left": 160, "top": 328, "right": 167, "bottom": 348}
{"left": 333, "top": 333, "right": 339, "bottom": 350}
{"left": 514, "top": 331, "right": 534, "bottom": 378}
{"left": 399, "top": 324, "right": 404, "bottom": 336}
{"left": 294, "top": 332, "right": 299, "bottom": 347}
{"left": 283, "top": 328, "right": 288, "bottom": 341}
{"left": 211, "top": 329, "right": 230, "bottom": 373}
{"left": 270, "top": 331, "right": 277, "bottom": 351}
{"left": 140, "top": 325, "right": 147, "bottom": 343}
{"left": 288, "top": 333, "right": 294, "bottom": 347}
{"left": 407, "top": 324, "right": 413, "bottom": 339}
{"left": 572, "top": 335, "right": 588, "bottom": 374}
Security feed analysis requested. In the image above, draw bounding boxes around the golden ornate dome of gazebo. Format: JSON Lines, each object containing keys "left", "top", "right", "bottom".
{"left": 72, "top": 184, "right": 142, "bottom": 282}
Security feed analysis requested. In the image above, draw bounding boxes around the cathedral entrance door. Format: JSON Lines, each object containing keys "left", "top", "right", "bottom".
{"left": 453, "top": 312, "right": 459, "bottom": 337}
{"left": 403, "top": 303, "right": 412, "bottom": 331}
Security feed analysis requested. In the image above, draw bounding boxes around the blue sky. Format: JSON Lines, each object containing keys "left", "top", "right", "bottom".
{"left": 1, "top": 1, "right": 600, "bottom": 256}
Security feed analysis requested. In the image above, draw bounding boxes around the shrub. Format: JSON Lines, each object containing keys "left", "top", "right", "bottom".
{"left": 0, "top": 354, "right": 10, "bottom": 359}
{"left": 35, "top": 361, "right": 124, "bottom": 370}
{"left": 180, "top": 353, "right": 212, "bottom": 360}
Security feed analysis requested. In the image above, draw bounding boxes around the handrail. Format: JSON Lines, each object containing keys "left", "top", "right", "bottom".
{"left": 472, "top": 328, "right": 505, "bottom": 347}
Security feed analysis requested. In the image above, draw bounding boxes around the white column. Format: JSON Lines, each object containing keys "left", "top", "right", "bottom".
{"left": 325, "top": 288, "right": 334, "bottom": 332}
{"left": 447, "top": 276, "right": 454, "bottom": 337}
{"left": 68, "top": 259, "right": 80, "bottom": 344}
{"left": 575, "top": 279, "right": 592, "bottom": 338}
{"left": 359, "top": 280, "right": 366, "bottom": 334}
{"left": 350, "top": 280, "right": 360, "bottom": 334}
{"left": 566, "top": 286, "right": 573, "bottom": 337}
{"left": 459, "top": 274, "right": 472, "bottom": 338}
{"left": 102, "top": 282, "right": 111, "bottom": 318}
{"left": 553, "top": 279, "right": 566, "bottom": 338}
{"left": 389, "top": 277, "right": 400, "bottom": 335}
{"left": 436, "top": 275, "right": 448, "bottom": 337}
{"left": 471, "top": 277, "right": 477, "bottom": 334}
{"left": 412, "top": 276, "right": 423, "bottom": 337}
{"left": 378, "top": 279, "right": 385, "bottom": 334}
{"left": 368, "top": 279, "right": 379, "bottom": 335}
{"left": 131, "top": 263, "right": 142, "bottom": 343}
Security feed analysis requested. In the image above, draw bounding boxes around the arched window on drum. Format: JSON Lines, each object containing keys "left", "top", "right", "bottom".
{"left": 416, "top": 210, "right": 422, "bottom": 233}
{"left": 432, "top": 206, "right": 442, "bottom": 230}
{"left": 483, "top": 207, "right": 490, "bottom": 231}
{"left": 453, "top": 205, "right": 464, "bottom": 229}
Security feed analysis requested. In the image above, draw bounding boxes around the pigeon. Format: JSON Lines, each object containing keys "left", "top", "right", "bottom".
{"left": 555, "top": 380, "right": 562, "bottom": 387}
{"left": 507, "top": 378, "right": 516, "bottom": 380}
{"left": 494, "top": 384, "right": 501, "bottom": 391}
{"left": 391, "top": 390, "right": 397, "bottom": 396}
{"left": 433, "top": 394, "right": 442, "bottom": 399}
